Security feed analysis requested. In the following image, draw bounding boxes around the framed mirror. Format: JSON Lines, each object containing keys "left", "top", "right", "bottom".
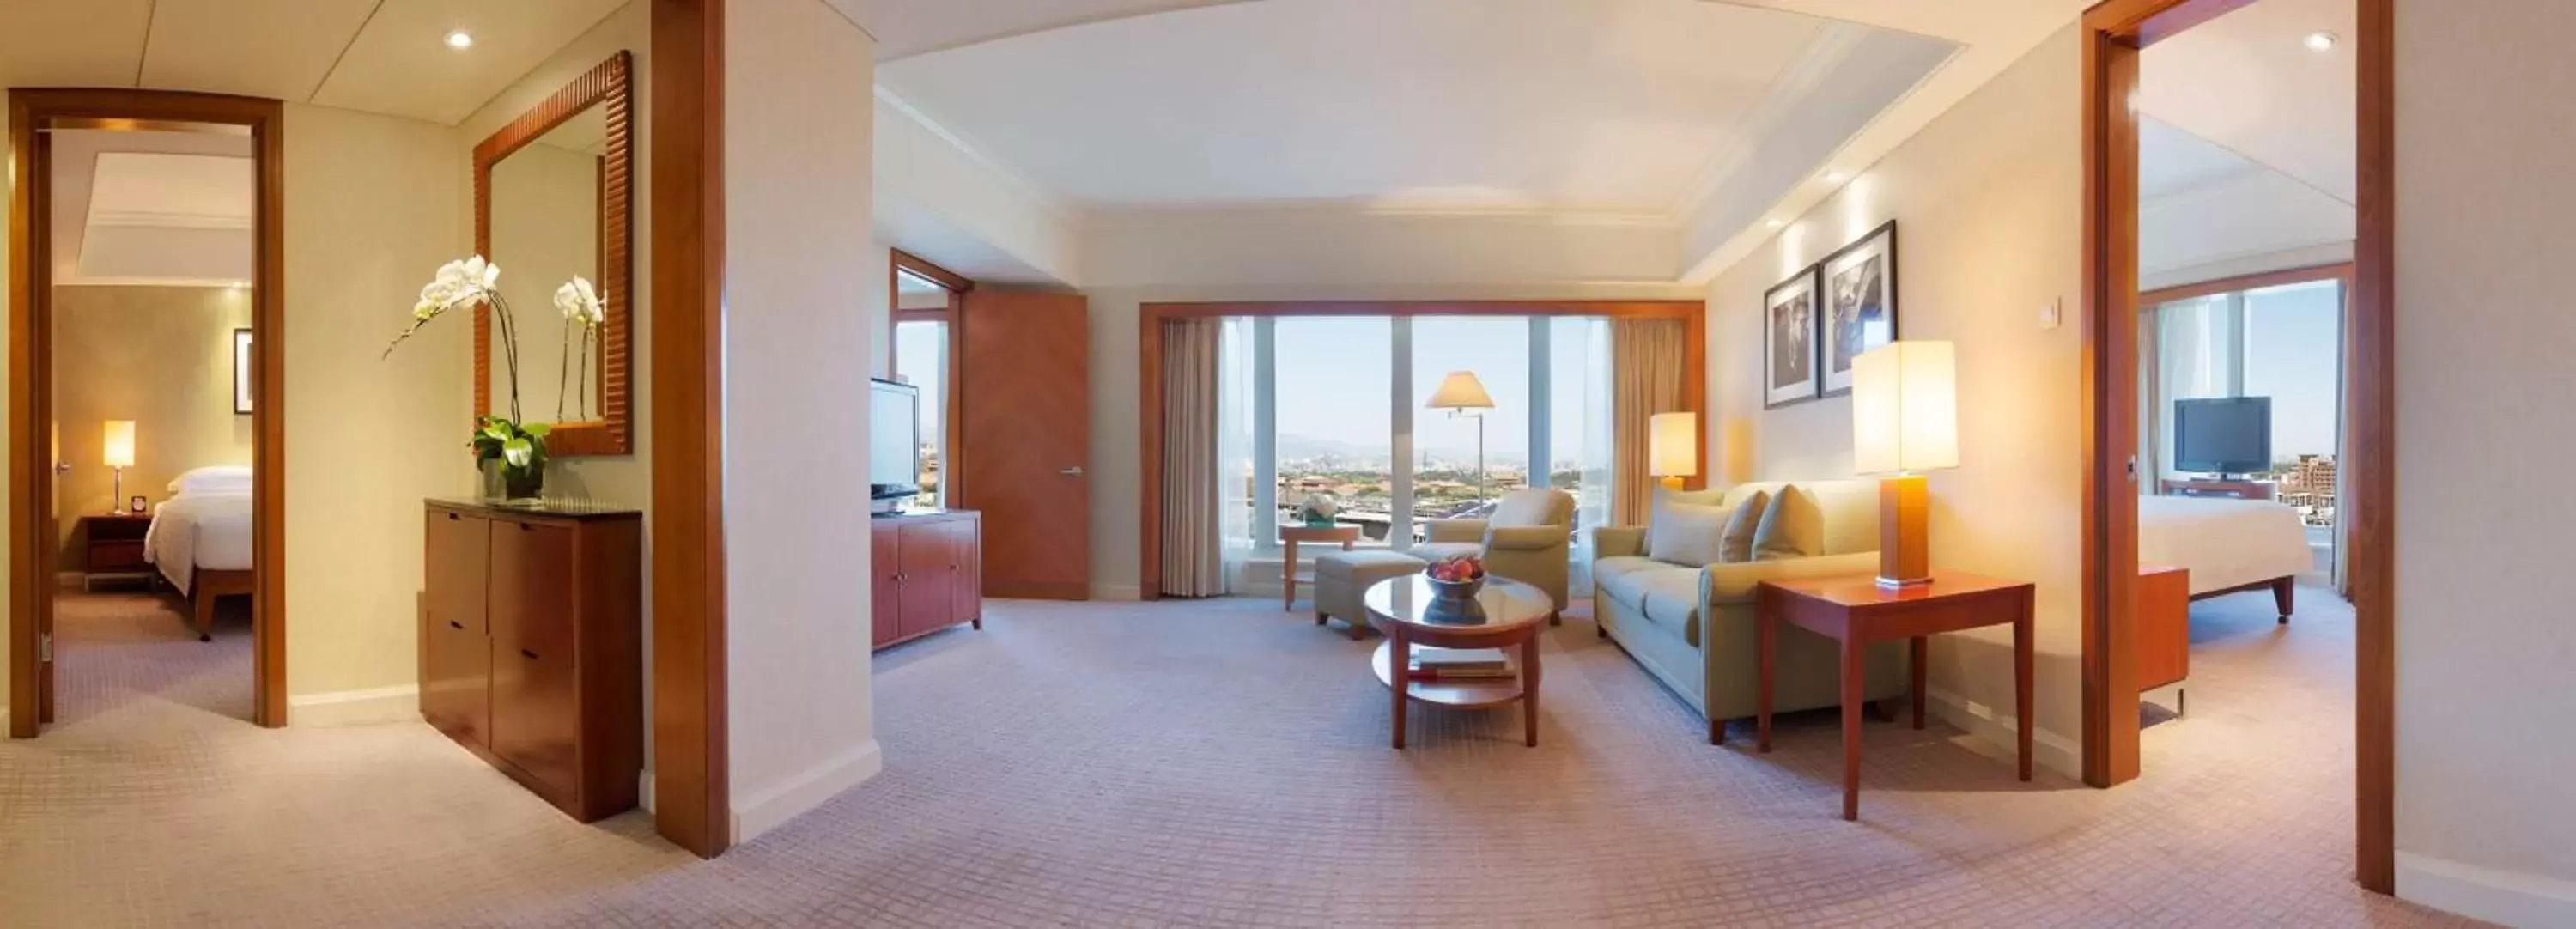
{"left": 474, "top": 51, "right": 633, "bottom": 456}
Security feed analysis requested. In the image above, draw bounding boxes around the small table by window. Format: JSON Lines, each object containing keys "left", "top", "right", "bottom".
{"left": 1755, "top": 572, "right": 2035, "bottom": 821}
{"left": 1279, "top": 525, "right": 1359, "bottom": 610}
{"left": 82, "top": 512, "right": 155, "bottom": 592}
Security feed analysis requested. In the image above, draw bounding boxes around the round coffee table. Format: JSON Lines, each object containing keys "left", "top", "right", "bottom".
{"left": 1364, "top": 574, "right": 1552, "bottom": 749}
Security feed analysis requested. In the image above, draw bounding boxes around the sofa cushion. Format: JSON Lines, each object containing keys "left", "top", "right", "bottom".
{"left": 1727, "top": 479, "right": 1880, "bottom": 556}
{"left": 1648, "top": 499, "right": 1729, "bottom": 567}
{"left": 1716, "top": 489, "right": 1770, "bottom": 563}
{"left": 1592, "top": 556, "right": 1662, "bottom": 610}
{"left": 1412, "top": 541, "right": 1482, "bottom": 564}
{"left": 1632, "top": 568, "right": 1705, "bottom": 647}
{"left": 1752, "top": 483, "right": 1824, "bottom": 560}
{"left": 1489, "top": 489, "right": 1574, "bottom": 528}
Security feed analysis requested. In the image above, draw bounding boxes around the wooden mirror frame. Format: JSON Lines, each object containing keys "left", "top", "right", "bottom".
{"left": 473, "top": 51, "right": 635, "bottom": 456}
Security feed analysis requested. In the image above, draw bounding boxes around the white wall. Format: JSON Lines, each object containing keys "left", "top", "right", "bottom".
{"left": 2391, "top": 3, "right": 2576, "bottom": 925}
{"left": 1703, "top": 26, "right": 2086, "bottom": 774}
{"left": 283, "top": 103, "right": 477, "bottom": 707}
{"left": 875, "top": 92, "right": 1079, "bottom": 287}
{"left": 721, "top": 0, "right": 883, "bottom": 844}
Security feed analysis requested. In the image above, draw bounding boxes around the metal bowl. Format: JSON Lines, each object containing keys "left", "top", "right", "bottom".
{"left": 1425, "top": 573, "right": 1485, "bottom": 601}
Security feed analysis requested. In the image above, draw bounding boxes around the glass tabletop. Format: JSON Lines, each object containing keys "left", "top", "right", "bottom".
{"left": 1363, "top": 574, "right": 1550, "bottom": 631}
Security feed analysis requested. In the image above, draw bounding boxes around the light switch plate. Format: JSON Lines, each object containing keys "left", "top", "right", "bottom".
{"left": 2039, "top": 299, "right": 2063, "bottom": 331}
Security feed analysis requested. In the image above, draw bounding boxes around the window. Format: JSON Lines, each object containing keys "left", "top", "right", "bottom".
{"left": 1272, "top": 318, "right": 1393, "bottom": 543}
{"left": 2144, "top": 274, "right": 2345, "bottom": 576}
{"left": 1413, "top": 317, "right": 1528, "bottom": 523}
{"left": 892, "top": 320, "right": 946, "bottom": 507}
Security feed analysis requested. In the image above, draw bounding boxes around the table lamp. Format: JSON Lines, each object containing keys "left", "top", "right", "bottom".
{"left": 103, "top": 420, "right": 136, "bottom": 514}
{"left": 1649, "top": 411, "right": 1697, "bottom": 494}
{"left": 1851, "top": 342, "right": 1956, "bottom": 588}
{"left": 1425, "top": 370, "right": 1496, "bottom": 502}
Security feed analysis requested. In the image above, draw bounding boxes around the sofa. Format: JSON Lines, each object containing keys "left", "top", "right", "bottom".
{"left": 1592, "top": 479, "right": 1910, "bottom": 744}
{"left": 1415, "top": 488, "right": 1576, "bottom": 621}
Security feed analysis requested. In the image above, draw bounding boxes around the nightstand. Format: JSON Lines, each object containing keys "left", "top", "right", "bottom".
{"left": 82, "top": 513, "right": 155, "bottom": 592}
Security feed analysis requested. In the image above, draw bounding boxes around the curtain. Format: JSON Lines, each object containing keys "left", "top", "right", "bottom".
{"left": 2137, "top": 303, "right": 2161, "bottom": 497}
{"left": 2149, "top": 294, "right": 2239, "bottom": 483}
{"left": 1610, "top": 318, "right": 1686, "bottom": 527}
{"left": 1159, "top": 319, "right": 1225, "bottom": 597}
{"left": 1570, "top": 319, "right": 1615, "bottom": 594}
{"left": 1217, "top": 319, "right": 1255, "bottom": 592}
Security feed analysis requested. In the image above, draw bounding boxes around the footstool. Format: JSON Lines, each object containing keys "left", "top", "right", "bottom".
{"left": 1313, "top": 550, "right": 1426, "bottom": 639}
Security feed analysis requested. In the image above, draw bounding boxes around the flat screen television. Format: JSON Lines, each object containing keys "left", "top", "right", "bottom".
{"left": 2173, "top": 396, "right": 2272, "bottom": 475}
{"left": 869, "top": 378, "right": 921, "bottom": 504}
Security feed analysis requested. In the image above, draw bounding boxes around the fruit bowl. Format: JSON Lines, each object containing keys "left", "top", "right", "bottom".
{"left": 1425, "top": 556, "right": 1486, "bottom": 601}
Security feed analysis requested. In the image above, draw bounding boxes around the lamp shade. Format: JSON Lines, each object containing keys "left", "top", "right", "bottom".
{"left": 1425, "top": 370, "right": 1495, "bottom": 410}
{"left": 103, "top": 420, "right": 137, "bottom": 469}
{"left": 1649, "top": 411, "right": 1697, "bottom": 477}
{"left": 1851, "top": 341, "right": 1958, "bottom": 475}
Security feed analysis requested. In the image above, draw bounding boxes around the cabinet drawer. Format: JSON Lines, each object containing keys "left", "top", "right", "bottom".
{"left": 88, "top": 539, "right": 148, "bottom": 572}
{"left": 490, "top": 642, "right": 579, "bottom": 797}
{"left": 420, "top": 610, "right": 490, "bottom": 746}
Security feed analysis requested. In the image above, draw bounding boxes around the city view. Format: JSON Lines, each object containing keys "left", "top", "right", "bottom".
{"left": 2260, "top": 453, "right": 2337, "bottom": 527}
{"left": 1267, "top": 444, "right": 1590, "bottom": 543}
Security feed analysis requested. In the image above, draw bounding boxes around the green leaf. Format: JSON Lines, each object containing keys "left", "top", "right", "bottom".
{"left": 522, "top": 422, "right": 552, "bottom": 437}
{"left": 503, "top": 437, "right": 535, "bottom": 468}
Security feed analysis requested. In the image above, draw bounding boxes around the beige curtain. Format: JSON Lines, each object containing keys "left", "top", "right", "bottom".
{"left": 1160, "top": 319, "right": 1225, "bottom": 596}
{"left": 1611, "top": 319, "right": 1687, "bottom": 526}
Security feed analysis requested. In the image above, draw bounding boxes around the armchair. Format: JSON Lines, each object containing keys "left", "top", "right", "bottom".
{"left": 1416, "top": 489, "right": 1576, "bottom": 621}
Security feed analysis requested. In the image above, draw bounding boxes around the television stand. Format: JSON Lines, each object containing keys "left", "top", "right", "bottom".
{"left": 2160, "top": 477, "right": 2276, "bottom": 501}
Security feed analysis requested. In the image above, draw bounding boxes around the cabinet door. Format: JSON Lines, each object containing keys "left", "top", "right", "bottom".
{"left": 871, "top": 522, "right": 902, "bottom": 647}
{"left": 489, "top": 519, "right": 579, "bottom": 797}
{"left": 422, "top": 509, "right": 491, "bottom": 744}
{"left": 896, "top": 522, "right": 956, "bottom": 638}
{"left": 945, "top": 519, "right": 981, "bottom": 627}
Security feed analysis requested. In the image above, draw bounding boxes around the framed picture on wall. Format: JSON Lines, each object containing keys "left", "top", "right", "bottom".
{"left": 1820, "top": 220, "right": 1899, "bottom": 396}
{"left": 1764, "top": 264, "right": 1825, "bottom": 408}
{"left": 233, "top": 328, "right": 252, "bottom": 415}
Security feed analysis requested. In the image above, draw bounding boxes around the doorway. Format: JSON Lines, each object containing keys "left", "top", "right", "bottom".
{"left": 2076, "top": 0, "right": 2393, "bottom": 893}
{"left": 9, "top": 90, "right": 288, "bottom": 735}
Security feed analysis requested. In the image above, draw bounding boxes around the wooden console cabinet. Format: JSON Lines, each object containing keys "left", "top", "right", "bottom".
{"left": 421, "top": 498, "right": 641, "bottom": 822}
{"left": 872, "top": 510, "right": 982, "bottom": 650}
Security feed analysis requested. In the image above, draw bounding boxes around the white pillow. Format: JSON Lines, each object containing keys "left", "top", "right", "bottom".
{"left": 168, "top": 465, "right": 254, "bottom": 496}
{"left": 1647, "top": 499, "right": 1731, "bottom": 568}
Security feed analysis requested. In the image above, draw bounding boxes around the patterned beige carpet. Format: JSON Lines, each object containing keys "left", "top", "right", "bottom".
{"left": 0, "top": 588, "right": 2479, "bottom": 926}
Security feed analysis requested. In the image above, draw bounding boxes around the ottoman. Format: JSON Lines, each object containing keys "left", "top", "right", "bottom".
{"left": 1313, "top": 550, "right": 1427, "bottom": 639}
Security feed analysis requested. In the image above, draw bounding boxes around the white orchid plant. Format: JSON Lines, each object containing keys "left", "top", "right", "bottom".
{"left": 382, "top": 255, "right": 563, "bottom": 499}
{"left": 554, "top": 276, "right": 604, "bottom": 422}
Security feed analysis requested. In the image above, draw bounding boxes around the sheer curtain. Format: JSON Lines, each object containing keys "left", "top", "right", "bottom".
{"left": 1216, "top": 318, "right": 1257, "bottom": 593}
{"left": 2148, "top": 294, "right": 2239, "bottom": 483}
{"left": 1570, "top": 319, "right": 1614, "bottom": 595}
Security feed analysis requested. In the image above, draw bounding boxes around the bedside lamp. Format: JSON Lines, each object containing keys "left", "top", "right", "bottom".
{"left": 103, "top": 420, "right": 136, "bottom": 514}
{"left": 1425, "top": 370, "right": 1497, "bottom": 502}
{"left": 1852, "top": 342, "right": 1956, "bottom": 588}
{"left": 1649, "top": 411, "right": 1697, "bottom": 494}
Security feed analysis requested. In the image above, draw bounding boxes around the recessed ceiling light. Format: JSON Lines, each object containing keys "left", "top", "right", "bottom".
{"left": 444, "top": 30, "right": 474, "bottom": 50}
{"left": 1766, "top": 219, "right": 1786, "bottom": 229}
{"left": 1824, "top": 170, "right": 1849, "bottom": 184}
{"left": 2305, "top": 31, "right": 2337, "bottom": 52}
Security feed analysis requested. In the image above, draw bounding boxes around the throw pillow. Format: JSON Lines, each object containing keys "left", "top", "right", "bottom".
{"left": 1753, "top": 483, "right": 1824, "bottom": 560}
{"left": 1647, "top": 499, "right": 1730, "bottom": 568}
{"left": 1717, "top": 489, "right": 1771, "bottom": 563}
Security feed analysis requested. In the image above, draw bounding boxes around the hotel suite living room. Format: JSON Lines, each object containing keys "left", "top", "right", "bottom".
{"left": 1, "top": 1, "right": 2567, "bottom": 926}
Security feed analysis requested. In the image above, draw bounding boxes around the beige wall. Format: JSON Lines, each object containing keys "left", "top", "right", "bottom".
{"left": 282, "top": 103, "right": 477, "bottom": 702}
{"left": 721, "top": 0, "right": 882, "bottom": 843}
{"left": 2391, "top": 3, "right": 2576, "bottom": 921}
{"left": 1703, "top": 26, "right": 2086, "bottom": 773}
{"left": 51, "top": 285, "right": 255, "bottom": 563}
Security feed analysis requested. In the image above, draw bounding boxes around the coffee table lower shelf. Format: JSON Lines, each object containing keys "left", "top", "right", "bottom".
{"left": 1371, "top": 641, "right": 1524, "bottom": 709}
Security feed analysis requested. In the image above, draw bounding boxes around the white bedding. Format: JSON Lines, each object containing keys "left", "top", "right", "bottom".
{"left": 144, "top": 491, "right": 254, "bottom": 594}
{"left": 2137, "top": 495, "right": 2314, "bottom": 597}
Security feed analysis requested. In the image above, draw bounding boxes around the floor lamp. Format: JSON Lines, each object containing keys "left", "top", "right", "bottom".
{"left": 1425, "top": 371, "right": 1496, "bottom": 505}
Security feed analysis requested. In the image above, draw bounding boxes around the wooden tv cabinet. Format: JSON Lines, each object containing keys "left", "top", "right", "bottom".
{"left": 872, "top": 509, "right": 983, "bottom": 650}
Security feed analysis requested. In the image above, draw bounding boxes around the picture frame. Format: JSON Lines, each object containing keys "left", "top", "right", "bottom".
{"left": 130, "top": 495, "right": 147, "bottom": 514}
{"left": 1819, "top": 220, "right": 1899, "bottom": 396}
{"left": 233, "top": 328, "right": 253, "bottom": 415}
{"left": 1763, "top": 264, "right": 1825, "bottom": 408}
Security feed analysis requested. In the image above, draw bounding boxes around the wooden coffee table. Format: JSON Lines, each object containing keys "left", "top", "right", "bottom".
{"left": 1364, "top": 574, "right": 1552, "bottom": 750}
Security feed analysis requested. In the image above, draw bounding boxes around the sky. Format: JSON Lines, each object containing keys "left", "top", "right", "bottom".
{"left": 2240, "top": 281, "right": 2341, "bottom": 458}
{"left": 1272, "top": 316, "right": 1602, "bottom": 468}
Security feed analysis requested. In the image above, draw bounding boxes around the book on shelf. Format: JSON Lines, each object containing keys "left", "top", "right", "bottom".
{"left": 1408, "top": 647, "right": 1511, "bottom": 678}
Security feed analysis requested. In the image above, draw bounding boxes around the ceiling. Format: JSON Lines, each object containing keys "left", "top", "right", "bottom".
{"left": 878, "top": 0, "right": 1933, "bottom": 215}
{"left": 48, "top": 128, "right": 255, "bottom": 287}
{"left": 2140, "top": 0, "right": 2355, "bottom": 203}
{"left": 0, "top": 0, "right": 627, "bottom": 125}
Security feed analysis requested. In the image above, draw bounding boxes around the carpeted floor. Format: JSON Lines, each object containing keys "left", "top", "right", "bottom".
{"left": 0, "top": 587, "right": 2480, "bottom": 926}
{"left": 48, "top": 588, "right": 255, "bottom": 728}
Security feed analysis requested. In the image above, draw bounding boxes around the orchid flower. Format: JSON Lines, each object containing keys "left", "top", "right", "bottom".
{"left": 386, "top": 255, "right": 524, "bottom": 423}
{"left": 554, "top": 276, "right": 604, "bottom": 329}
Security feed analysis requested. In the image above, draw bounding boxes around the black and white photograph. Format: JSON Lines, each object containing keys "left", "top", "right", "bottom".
{"left": 1764, "top": 264, "right": 1823, "bottom": 408}
{"left": 1820, "top": 220, "right": 1899, "bottom": 395}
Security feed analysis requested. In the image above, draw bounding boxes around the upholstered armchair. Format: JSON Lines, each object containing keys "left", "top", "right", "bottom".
{"left": 1415, "top": 488, "right": 1577, "bottom": 621}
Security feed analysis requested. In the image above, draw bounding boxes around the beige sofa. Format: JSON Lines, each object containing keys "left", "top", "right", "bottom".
{"left": 1416, "top": 489, "right": 1576, "bottom": 622}
{"left": 1592, "top": 479, "right": 1909, "bottom": 744}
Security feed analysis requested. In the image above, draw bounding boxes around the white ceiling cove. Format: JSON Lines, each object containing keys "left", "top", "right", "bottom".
{"left": 881, "top": 0, "right": 1862, "bottom": 213}
{"left": 47, "top": 128, "right": 257, "bottom": 287}
{"left": 2141, "top": 0, "right": 2356, "bottom": 203}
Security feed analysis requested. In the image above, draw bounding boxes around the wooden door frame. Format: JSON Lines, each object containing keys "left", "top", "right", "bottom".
{"left": 888, "top": 249, "right": 969, "bottom": 503}
{"left": 649, "top": 0, "right": 730, "bottom": 859}
{"left": 1136, "top": 300, "right": 1704, "bottom": 601}
{"left": 9, "top": 88, "right": 288, "bottom": 736}
{"left": 2079, "top": 0, "right": 2395, "bottom": 893}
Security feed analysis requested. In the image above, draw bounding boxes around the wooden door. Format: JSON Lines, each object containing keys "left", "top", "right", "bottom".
{"left": 489, "top": 519, "right": 578, "bottom": 797}
{"left": 958, "top": 291, "right": 1091, "bottom": 600}
{"left": 422, "top": 509, "right": 493, "bottom": 744}
{"left": 870, "top": 521, "right": 901, "bottom": 647}
{"left": 896, "top": 522, "right": 954, "bottom": 638}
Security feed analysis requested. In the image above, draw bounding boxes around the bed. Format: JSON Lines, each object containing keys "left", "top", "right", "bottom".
{"left": 2137, "top": 495, "right": 2313, "bottom": 621}
{"left": 144, "top": 466, "right": 255, "bottom": 641}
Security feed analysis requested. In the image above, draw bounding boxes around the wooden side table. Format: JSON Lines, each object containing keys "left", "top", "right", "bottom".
{"left": 82, "top": 512, "right": 155, "bottom": 592}
{"left": 1755, "top": 572, "right": 2035, "bottom": 821}
{"left": 1279, "top": 525, "right": 1358, "bottom": 610}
